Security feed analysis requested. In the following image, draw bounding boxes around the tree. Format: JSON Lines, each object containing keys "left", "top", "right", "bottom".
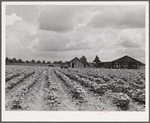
{"left": 93, "top": 55, "right": 101, "bottom": 68}
{"left": 53, "top": 61, "right": 58, "bottom": 64}
{"left": 12, "top": 58, "right": 17, "bottom": 63}
{"left": 57, "top": 61, "right": 63, "bottom": 64}
{"left": 93, "top": 55, "right": 101, "bottom": 63}
{"left": 37, "top": 60, "right": 41, "bottom": 64}
{"left": 42, "top": 60, "right": 45, "bottom": 64}
{"left": 26, "top": 60, "right": 29, "bottom": 63}
{"left": 6, "top": 57, "right": 9, "bottom": 63}
{"left": 80, "top": 56, "right": 87, "bottom": 63}
{"left": 31, "top": 59, "right": 35, "bottom": 63}
{"left": 17, "top": 59, "right": 22, "bottom": 63}
{"left": 7, "top": 58, "right": 13, "bottom": 63}
{"left": 47, "top": 61, "right": 51, "bottom": 64}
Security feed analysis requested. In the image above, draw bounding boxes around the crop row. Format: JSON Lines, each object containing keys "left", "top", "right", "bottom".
{"left": 59, "top": 68, "right": 145, "bottom": 104}
{"left": 84, "top": 71, "right": 111, "bottom": 82}
{"left": 59, "top": 68, "right": 108, "bottom": 95}
{"left": 59, "top": 69, "right": 132, "bottom": 110}
{"left": 6, "top": 71, "right": 35, "bottom": 90}
{"left": 10, "top": 71, "right": 40, "bottom": 110}
{"left": 84, "top": 68, "right": 145, "bottom": 84}
{"left": 76, "top": 68, "right": 145, "bottom": 90}
{"left": 44, "top": 69, "right": 60, "bottom": 108}
{"left": 6, "top": 65, "right": 36, "bottom": 79}
{"left": 54, "top": 69, "right": 86, "bottom": 102}
{"left": 6, "top": 73, "right": 21, "bottom": 82}
{"left": 66, "top": 68, "right": 106, "bottom": 84}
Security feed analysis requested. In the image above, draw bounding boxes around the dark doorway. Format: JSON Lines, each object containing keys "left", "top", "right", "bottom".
{"left": 72, "top": 63, "right": 74, "bottom": 68}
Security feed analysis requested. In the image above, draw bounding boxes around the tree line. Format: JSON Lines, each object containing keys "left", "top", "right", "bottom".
{"left": 6, "top": 57, "right": 53, "bottom": 64}
{"left": 6, "top": 56, "right": 89, "bottom": 65}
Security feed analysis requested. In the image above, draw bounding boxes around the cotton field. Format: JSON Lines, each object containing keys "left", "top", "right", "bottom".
{"left": 5, "top": 65, "right": 145, "bottom": 111}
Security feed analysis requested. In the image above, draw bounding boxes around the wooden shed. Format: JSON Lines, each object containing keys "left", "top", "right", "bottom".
{"left": 67, "top": 57, "right": 89, "bottom": 68}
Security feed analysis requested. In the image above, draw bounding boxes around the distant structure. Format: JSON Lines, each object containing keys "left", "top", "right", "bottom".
{"left": 65, "top": 57, "right": 89, "bottom": 68}
{"left": 62, "top": 55, "right": 144, "bottom": 69}
{"left": 93, "top": 55, "right": 101, "bottom": 68}
{"left": 98, "top": 55, "right": 145, "bottom": 69}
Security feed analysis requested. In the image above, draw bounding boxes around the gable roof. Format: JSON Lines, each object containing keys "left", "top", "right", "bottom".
{"left": 70, "top": 57, "right": 80, "bottom": 62}
{"left": 112, "top": 55, "right": 143, "bottom": 64}
{"left": 69, "top": 57, "right": 89, "bottom": 66}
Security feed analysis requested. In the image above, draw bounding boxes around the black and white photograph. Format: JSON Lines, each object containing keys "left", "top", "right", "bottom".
{"left": 2, "top": 1, "right": 149, "bottom": 122}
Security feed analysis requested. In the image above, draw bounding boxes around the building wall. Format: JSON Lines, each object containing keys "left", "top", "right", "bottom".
{"left": 112, "top": 62, "right": 142, "bottom": 69}
{"left": 99, "top": 62, "right": 112, "bottom": 68}
{"left": 69, "top": 59, "right": 86, "bottom": 68}
{"left": 99, "top": 62, "right": 142, "bottom": 69}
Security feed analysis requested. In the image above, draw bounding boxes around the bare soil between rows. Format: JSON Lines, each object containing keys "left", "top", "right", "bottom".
{"left": 5, "top": 68, "right": 145, "bottom": 111}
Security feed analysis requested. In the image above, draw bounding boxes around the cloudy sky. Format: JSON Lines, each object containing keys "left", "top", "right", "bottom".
{"left": 6, "top": 5, "right": 145, "bottom": 63}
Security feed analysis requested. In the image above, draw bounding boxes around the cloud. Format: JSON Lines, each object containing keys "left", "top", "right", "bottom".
{"left": 36, "top": 31, "right": 71, "bottom": 51}
{"left": 65, "top": 39, "right": 91, "bottom": 51}
{"left": 119, "top": 39, "right": 140, "bottom": 48}
{"left": 6, "top": 13, "right": 22, "bottom": 26}
{"left": 88, "top": 28, "right": 145, "bottom": 63}
{"left": 38, "top": 6, "right": 97, "bottom": 32}
{"left": 115, "top": 47, "right": 145, "bottom": 63}
{"left": 36, "top": 30, "right": 91, "bottom": 52}
{"left": 5, "top": 5, "right": 146, "bottom": 63}
{"left": 6, "top": 19, "right": 39, "bottom": 59}
{"left": 38, "top": 6, "right": 80, "bottom": 32}
{"left": 87, "top": 5, "right": 145, "bottom": 29}
{"left": 117, "top": 29, "right": 145, "bottom": 48}
{"left": 123, "top": 48, "right": 145, "bottom": 59}
{"left": 6, "top": 5, "right": 39, "bottom": 23}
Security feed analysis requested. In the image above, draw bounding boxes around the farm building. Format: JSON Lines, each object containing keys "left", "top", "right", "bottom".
{"left": 98, "top": 55, "right": 145, "bottom": 69}
{"left": 111, "top": 55, "right": 145, "bottom": 69}
{"left": 66, "top": 57, "right": 89, "bottom": 68}
{"left": 99, "top": 62, "right": 112, "bottom": 68}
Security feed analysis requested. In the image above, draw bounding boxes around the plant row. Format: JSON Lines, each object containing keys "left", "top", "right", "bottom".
{"left": 6, "top": 71, "right": 35, "bottom": 90}
{"left": 60, "top": 68, "right": 108, "bottom": 95}
{"left": 59, "top": 68, "right": 145, "bottom": 104}
{"left": 68, "top": 68, "right": 145, "bottom": 96}
{"left": 54, "top": 69, "right": 86, "bottom": 102}
{"left": 6, "top": 72, "right": 21, "bottom": 81}
{"left": 60, "top": 69, "right": 133, "bottom": 110}
{"left": 65, "top": 68, "right": 106, "bottom": 84}
{"left": 44, "top": 70, "right": 60, "bottom": 108}
{"left": 10, "top": 71, "right": 40, "bottom": 110}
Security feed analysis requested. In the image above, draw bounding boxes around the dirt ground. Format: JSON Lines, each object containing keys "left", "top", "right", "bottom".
{"left": 5, "top": 66, "right": 145, "bottom": 111}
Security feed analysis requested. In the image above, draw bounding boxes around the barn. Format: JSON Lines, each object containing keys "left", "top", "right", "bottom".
{"left": 67, "top": 57, "right": 89, "bottom": 68}
{"left": 98, "top": 55, "right": 145, "bottom": 69}
{"left": 111, "top": 55, "right": 144, "bottom": 69}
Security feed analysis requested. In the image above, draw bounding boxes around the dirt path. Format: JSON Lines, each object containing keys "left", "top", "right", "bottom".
{"left": 48, "top": 68, "right": 81, "bottom": 111}
{"left": 57, "top": 71, "right": 118, "bottom": 111}
{"left": 20, "top": 69, "right": 48, "bottom": 110}
{"left": 18, "top": 68, "right": 82, "bottom": 111}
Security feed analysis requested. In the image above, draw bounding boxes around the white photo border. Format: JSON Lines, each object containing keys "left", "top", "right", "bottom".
{"left": 2, "top": 1, "right": 149, "bottom": 122}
